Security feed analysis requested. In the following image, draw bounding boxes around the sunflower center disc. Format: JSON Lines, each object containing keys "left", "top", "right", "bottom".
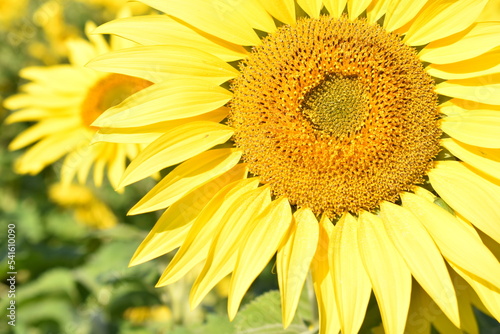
{"left": 81, "top": 73, "right": 152, "bottom": 129}
{"left": 229, "top": 16, "right": 441, "bottom": 217}
{"left": 302, "top": 74, "right": 369, "bottom": 137}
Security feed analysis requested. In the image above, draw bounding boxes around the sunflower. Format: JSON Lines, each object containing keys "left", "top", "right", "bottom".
{"left": 4, "top": 21, "right": 153, "bottom": 189}
{"left": 88, "top": 1, "right": 500, "bottom": 333}
{"left": 49, "top": 182, "right": 118, "bottom": 229}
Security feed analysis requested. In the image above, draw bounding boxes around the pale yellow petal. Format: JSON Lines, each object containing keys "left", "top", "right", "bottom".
{"left": 297, "top": 0, "right": 322, "bottom": 18}
{"left": 93, "top": 107, "right": 228, "bottom": 144}
{"left": 233, "top": 0, "right": 276, "bottom": 32}
{"left": 380, "top": 201, "right": 460, "bottom": 327}
{"left": 140, "top": 0, "right": 261, "bottom": 45}
{"left": 130, "top": 164, "right": 248, "bottom": 266}
{"left": 94, "top": 15, "right": 248, "bottom": 62}
{"left": 428, "top": 161, "right": 500, "bottom": 244}
{"left": 228, "top": 197, "right": 292, "bottom": 319}
{"left": 156, "top": 177, "right": 258, "bottom": 286}
{"left": 9, "top": 117, "right": 80, "bottom": 150}
{"left": 404, "top": 0, "right": 488, "bottom": 46}
{"left": 85, "top": 21, "right": 109, "bottom": 55}
{"left": 419, "top": 22, "right": 500, "bottom": 64}
{"left": 323, "top": 0, "right": 347, "bottom": 18}
{"left": 347, "top": 0, "right": 372, "bottom": 19}
{"left": 66, "top": 38, "right": 97, "bottom": 67}
{"left": 19, "top": 65, "right": 95, "bottom": 93}
{"left": 401, "top": 191, "right": 500, "bottom": 289}
{"left": 452, "top": 264, "right": 500, "bottom": 321}
{"left": 383, "top": 0, "right": 427, "bottom": 32}
{"left": 107, "top": 143, "right": 126, "bottom": 189}
{"left": 5, "top": 92, "right": 82, "bottom": 109}
{"left": 119, "top": 121, "right": 234, "bottom": 186}
{"left": 276, "top": 208, "right": 319, "bottom": 329}
{"left": 426, "top": 47, "right": 500, "bottom": 80}
{"left": 87, "top": 45, "right": 239, "bottom": 85}
{"left": 311, "top": 215, "right": 341, "bottom": 334}
{"left": 358, "top": 211, "right": 412, "bottom": 334}
{"left": 129, "top": 149, "right": 242, "bottom": 213}
{"left": 190, "top": 186, "right": 271, "bottom": 308}
{"left": 439, "top": 98, "right": 500, "bottom": 117}
{"left": 257, "top": 0, "right": 296, "bottom": 25}
{"left": 436, "top": 73, "right": 500, "bottom": 105}
{"left": 5, "top": 108, "right": 71, "bottom": 124}
{"left": 441, "top": 110, "right": 500, "bottom": 148}
{"left": 92, "top": 80, "right": 232, "bottom": 128}
{"left": 14, "top": 130, "right": 88, "bottom": 175}
{"left": 330, "top": 213, "right": 372, "bottom": 334}
{"left": 442, "top": 138, "right": 500, "bottom": 180}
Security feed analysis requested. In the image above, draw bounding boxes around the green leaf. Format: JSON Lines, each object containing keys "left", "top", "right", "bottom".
{"left": 234, "top": 290, "right": 313, "bottom": 334}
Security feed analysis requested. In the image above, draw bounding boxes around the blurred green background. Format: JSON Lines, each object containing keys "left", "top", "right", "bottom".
{"left": 1, "top": 1, "right": 500, "bottom": 334}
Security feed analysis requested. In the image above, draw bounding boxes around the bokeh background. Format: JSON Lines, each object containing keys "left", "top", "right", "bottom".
{"left": 1, "top": 1, "right": 500, "bottom": 334}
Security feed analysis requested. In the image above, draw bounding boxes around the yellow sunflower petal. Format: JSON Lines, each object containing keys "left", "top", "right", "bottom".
{"left": 140, "top": 0, "right": 261, "bottom": 45}
{"left": 19, "top": 65, "right": 95, "bottom": 92}
{"left": 94, "top": 107, "right": 228, "bottom": 144}
{"left": 130, "top": 164, "right": 248, "bottom": 266}
{"left": 358, "top": 211, "right": 412, "bottom": 334}
{"left": 439, "top": 98, "right": 500, "bottom": 117}
{"left": 442, "top": 138, "right": 500, "bottom": 180}
{"left": 257, "top": 0, "right": 296, "bottom": 25}
{"left": 401, "top": 191, "right": 500, "bottom": 290}
{"left": 426, "top": 47, "right": 500, "bottom": 80}
{"left": 87, "top": 45, "right": 239, "bottom": 85}
{"left": 156, "top": 177, "right": 258, "bottom": 286}
{"left": 330, "top": 213, "right": 372, "bottom": 334}
{"left": 419, "top": 22, "right": 500, "bottom": 64}
{"left": 14, "top": 130, "right": 88, "bottom": 175}
{"left": 297, "top": 0, "right": 322, "bottom": 18}
{"left": 323, "top": 0, "right": 347, "bottom": 17}
{"left": 428, "top": 161, "right": 500, "bottom": 244}
{"left": 441, "top": 111, "right": 500, "bottom": 148}
{"left": 5, "top": 108, "right": 69, "bottom": 124}
{"left": 119, "top": 121, "right": 234, "bottom": 186}
{"left": 190, "top": 186, "right": 271, "bottom": 308}
{"left": 311, "top": 215, "right": 341, "bottom": 334}
{"left": 452, "top": 264, "right": 500, "bottom": 321}
{"left": 228, "top": 197, "right": 292, "bottom": 319}
{"left": 436, "top": 74, "right": 500, "bottom": 105}
{"left": 276, "top": 208, "right": 319, "bottom": 329}
{"left": 129, "top": 149, "right": 242, "bottom": 214}
{"left": 383, "top": 0, "right": 427, "bottom": 32}
{"left": 9, "top": 118, "right": 80, "bottom": 150}
{"left": 347, "top": 0, "right": 372, "bottom": 19}
{"left": 107, "top": 144, "right": 126, "bottom": 190}
{"left": 404, "top": 0, "right": 488, "bottom": 46}
{"left": 366, "top": 0, "right": 390, "bottom": 24}
{"left": 235, "top": 0, "right": 276, "bottom": 33}
{"left": 93, "top": 15, "right": 248, "bottom": 62}
{"left": 92, "top": 157, "right": 106, "bottom": 188}
{"left": 380, "top": 201, "right": 461, "bottom": 327}
{"left": 92, "top": 80, "right": 232, "bottom": 128}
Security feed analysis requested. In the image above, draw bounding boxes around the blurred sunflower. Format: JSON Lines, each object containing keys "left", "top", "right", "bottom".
{"left": 89, "top": 0, "right": 500, "bottom": 333}
{"left": 4, "top": 21, "right": 152, "bottom": 189}
{"left": 49, "top": 182, "right": 118, "bottom": 229}
{"left": 0, "top": 0, "right": 28, "bottom": 28}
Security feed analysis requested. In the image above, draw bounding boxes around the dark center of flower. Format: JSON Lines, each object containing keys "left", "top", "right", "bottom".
{"left": 229, "top": 16, "right": 441, "bottom": 218}
{"left": 302, "top": 74, "right": 370, "bottom": 138}
{"left": 81, "top": 73, "right": 152, "bottom": 129}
